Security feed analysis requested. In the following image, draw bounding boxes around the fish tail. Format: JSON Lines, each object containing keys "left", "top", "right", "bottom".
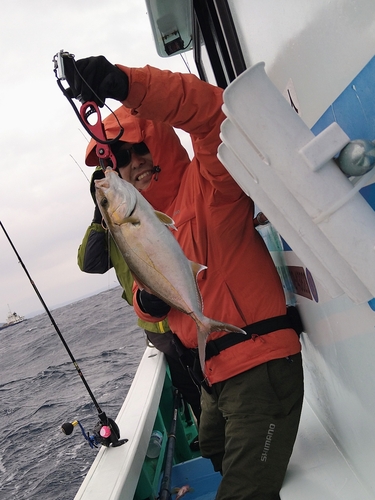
{"left": 196, "top": 317, "right": 246, "bottom": 375}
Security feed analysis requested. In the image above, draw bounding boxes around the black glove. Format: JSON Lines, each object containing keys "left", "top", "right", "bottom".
{"left": 92, "top": 204, "right": 102, "bottom": 224}
{"left": 90, "top": 170, "right": 106, "bottom": 223}
{"left": 136, "top": 289, "right": 171, "bottom": 317}
{"left": 65, "top": 55, "right": 129, "bottom": 106}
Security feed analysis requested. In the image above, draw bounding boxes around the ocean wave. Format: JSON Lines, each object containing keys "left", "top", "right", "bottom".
{"left": 0, "top": 286, "right": 144, "bottom": 499}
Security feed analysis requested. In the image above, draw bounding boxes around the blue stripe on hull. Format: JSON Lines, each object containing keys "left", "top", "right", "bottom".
{"left": 312, "top": 55, "right": 375, "bottom": 209}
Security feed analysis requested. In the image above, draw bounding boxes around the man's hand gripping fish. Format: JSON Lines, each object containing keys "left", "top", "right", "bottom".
{"left": 95, "top": 168, "right": 246, "bottom": 374}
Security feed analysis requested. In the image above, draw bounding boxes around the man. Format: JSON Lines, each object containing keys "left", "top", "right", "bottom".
{"left": 67, "top": 56, "right": 303, "bottom": 500}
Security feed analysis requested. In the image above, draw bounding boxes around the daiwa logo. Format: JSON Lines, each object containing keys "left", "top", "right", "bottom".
{"left": 261, "top": 423, "right": 276, "bottom": 462}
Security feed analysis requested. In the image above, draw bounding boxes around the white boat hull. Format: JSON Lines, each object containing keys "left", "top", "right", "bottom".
{"left": 74, "top": 347, "right": 166, "bottom": 500}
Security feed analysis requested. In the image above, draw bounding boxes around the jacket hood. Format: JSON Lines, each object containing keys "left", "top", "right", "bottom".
{"left": 85, "top": 105, "right": 190, "bottom": 212}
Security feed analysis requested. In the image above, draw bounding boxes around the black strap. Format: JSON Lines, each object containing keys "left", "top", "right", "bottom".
{"left": 205, "top": 307, "right": 302, "bottom": 362}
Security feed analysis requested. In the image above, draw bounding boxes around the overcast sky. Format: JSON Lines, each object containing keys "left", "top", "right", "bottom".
{"left": 0, "top": 1, "right": 197, "bottom": 320}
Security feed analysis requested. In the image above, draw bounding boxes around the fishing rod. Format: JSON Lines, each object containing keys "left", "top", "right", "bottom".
{"left": 158, "top": 389, "right": 180, "bottom": 500}
{"left": 0, "top": 220, "right": 127, "bottom": 448}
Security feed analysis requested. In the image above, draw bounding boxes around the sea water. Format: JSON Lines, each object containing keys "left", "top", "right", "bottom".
{"left": 0, "top": 286, "right": 146, "bottom": 499}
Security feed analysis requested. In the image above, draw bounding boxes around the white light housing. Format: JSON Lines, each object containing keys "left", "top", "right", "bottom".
{"left": 145, "top": 0, "right": 193, "bottom": 57}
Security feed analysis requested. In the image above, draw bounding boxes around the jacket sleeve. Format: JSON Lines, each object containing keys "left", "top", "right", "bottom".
{"left": 77, "top": 223, "right": 112, "bottom": 274}
{"left": 132, "top": 282, "right": 168, "bottom": 324}
{"left": 118, "top": 65, "right": 242, "bottom": 197}
{"left": 78, "top": 223, "right": 135, "bottom": 305}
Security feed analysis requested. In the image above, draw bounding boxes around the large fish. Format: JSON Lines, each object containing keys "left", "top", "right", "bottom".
{"left": 95, "top": 168, "right": 246, "bottom": 373}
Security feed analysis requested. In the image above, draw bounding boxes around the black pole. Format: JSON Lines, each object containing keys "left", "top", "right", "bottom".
{"left": 0, "top": 220, "right": 103, "bottom": 415}
{"left": 159, "top": 390, "right": 180, "bottom": 500}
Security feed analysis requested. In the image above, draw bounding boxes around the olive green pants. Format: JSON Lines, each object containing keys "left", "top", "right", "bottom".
{"left": 199, "top": 353, "right": 304, "bottom": 500}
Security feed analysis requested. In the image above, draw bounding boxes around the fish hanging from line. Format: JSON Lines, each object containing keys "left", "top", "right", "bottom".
{"left": 95, "top": 167, "right": 246, "bottom": 373}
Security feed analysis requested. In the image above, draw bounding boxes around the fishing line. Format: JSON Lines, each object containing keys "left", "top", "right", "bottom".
{"left": 180, "top": 52, "right": 192, "bottom": 73}
{"left": 68, "top": 150, "right": 114, "bottom": 335}
{"left": 102, "top": 226, "right": 115, "bottom": 329}
{"left": 70, "top": 154, "right": 90, "bottom": 182}
{"left": 0, "top": 220, "right": 127, "bottom": 448}
{"left": 78, "top": 127, "right": 90, "bottom": 143}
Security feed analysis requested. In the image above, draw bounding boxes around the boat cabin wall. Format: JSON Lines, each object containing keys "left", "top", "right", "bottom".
{"left": 192, "top": 0, "right": 375, "bottom": 496}
{"left": 225, "top": 0, "right": 375, "bottom": 128}
{"left": 147, "top": 0, "right": 375, "bottom": 496}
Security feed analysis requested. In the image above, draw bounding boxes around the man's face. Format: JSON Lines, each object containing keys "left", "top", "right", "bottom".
{"left": 116, "top": 142, "right": 154, "bottom": 192}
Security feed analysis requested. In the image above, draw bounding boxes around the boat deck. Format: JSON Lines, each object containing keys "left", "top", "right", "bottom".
{"left": 74, "top": 347, "right": 374, "bottom": 499}
{"left": 167, "top": 398, "right": 373, "bottom": 499}
{"left": 281, "top": 399, "right": 372, "bottom": 499}
{"left": 169, "top": 458, "right": 221, "bottom": 500}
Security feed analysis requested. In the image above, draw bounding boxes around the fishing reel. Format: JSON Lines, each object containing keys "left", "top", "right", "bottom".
{"left": 61, "top": 412, "right": 128, "bottom": 448}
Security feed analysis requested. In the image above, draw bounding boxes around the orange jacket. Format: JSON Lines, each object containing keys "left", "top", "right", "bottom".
{"left": 86, "top": 65, "right": 301, "bottom": 384}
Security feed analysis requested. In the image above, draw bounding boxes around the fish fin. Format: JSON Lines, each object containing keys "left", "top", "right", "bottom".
{"left": 122, "top": 216, "right": 141, "bottom": 225}
{"left": 131, "top": 272, "right": 148, "bottom": 292}
{"left": 189, "top": 261, "right": 207, "bottom": 277}
{"left": 189, "top": 261, "right": 207, "bottom": 311}
{"left": 131, "top": 272, "right": 170, "bottom": 303}
{"left": 212, "top": 322, "right": 247, "bottom": 336}
{"left": 197, "top": 326, "right": 209, "bottom": 376}
{"left": 155, "top": 210, "right": 177, "bottom": 230}
{"left": 196, "top": 318, "right": 247, "bottom": 374}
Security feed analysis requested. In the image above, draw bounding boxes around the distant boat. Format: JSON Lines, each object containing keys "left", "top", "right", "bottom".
{"left": 0, "top": 306, "right": 25, "bottom": 330}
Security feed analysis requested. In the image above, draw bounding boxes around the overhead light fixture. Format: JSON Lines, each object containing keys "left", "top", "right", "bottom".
{"left": 145, "top": 0, "right": 193, "bottom": 57}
